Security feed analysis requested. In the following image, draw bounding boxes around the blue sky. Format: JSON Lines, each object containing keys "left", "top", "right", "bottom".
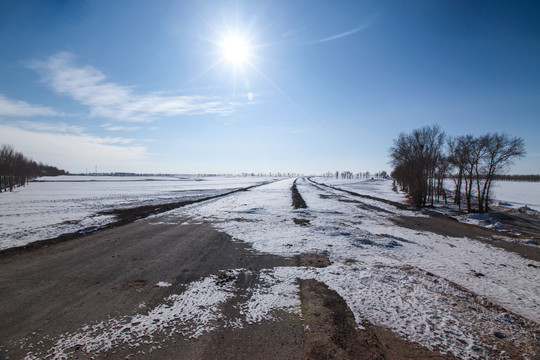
{"left": 0, "top": 0, "right": 539, "bottom": 174}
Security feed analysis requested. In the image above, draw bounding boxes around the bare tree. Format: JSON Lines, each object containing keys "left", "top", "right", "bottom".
{"left": 391, "top": 127, "right": 525, "bottom": 212}
{"left": 389, "top": 125, "right": 445, "bottom": 207}
{"left": 0, "top": 144, "right": 67, "bottom": 192}
{"left": 447, "top": 135, "right": 474, "bottom": 210}
{"left": 476, "top": 133, "right": 525, "bottom": 212}
{"left": 0, "top": 144, "right": 15, "bottom": 192}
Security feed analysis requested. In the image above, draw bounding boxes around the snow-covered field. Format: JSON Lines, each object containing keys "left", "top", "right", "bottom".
{"left": 7, "top": 176, "right": 540, "bottom": 359}
{"left": 0, "top": 175, "right": 273, "bottom": 250}
{"left": 315, "top": 177, "right": 540, "bottom": 212}
{"left": 490, "top": 181, "right": 540, "bottom": 211}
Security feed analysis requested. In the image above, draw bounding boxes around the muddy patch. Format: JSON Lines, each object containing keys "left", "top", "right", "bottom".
{"left": 299, "top": 279, "right": 455, "bottom": 359}
{"left": 121, "top": 279, "right": 147, "bottom": 291}
{"left": 293, "top": 218, "right": 311, "bottom": 226}
{"left": 319, "top": 194, "right": 334, "bottom": 199}
{"left": 292, "top": 179, "right": 308, "bottom": 209}
{"left": 232, "top": 217, "right": 260, "bottom": 223}
{"left": 297, "top": 253, "right": 331, "bottom": 268}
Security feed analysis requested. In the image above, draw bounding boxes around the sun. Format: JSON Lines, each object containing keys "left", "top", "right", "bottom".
{"left": 220, "top": 34, "right": 251, "bottom": 66}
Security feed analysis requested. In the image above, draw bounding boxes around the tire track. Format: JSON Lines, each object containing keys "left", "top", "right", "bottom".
{"left": 307, "top": 177, "right": 411, "bottom": 211}
{"left": 291, "top": 178, "right": 307, "bottom": 209}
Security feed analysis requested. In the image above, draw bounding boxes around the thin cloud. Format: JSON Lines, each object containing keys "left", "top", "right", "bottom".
{"left": 16, "top": 120, "right": 84, "bottom": 135}
{"left": 28, "top": 52, "right": 239, "bottom": 122}
{"left": 305, "top": 14, "right": 379, "bottom": 45}
{"left": 101, "top": 123, "right": 141, "bottom": 132}
{"left": 0, "top": 121, "right": 148, "bottom": 172}
{"left": 0, "top": 94, "right": 67, "bottom": 117}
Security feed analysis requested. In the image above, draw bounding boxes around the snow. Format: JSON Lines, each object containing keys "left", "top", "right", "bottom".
{"left": 241, "top": 268, "right": 301, "bottom": 324}
{"left": 313, "top": 176, "right": 410, "bottom": 204}
{"left": 13, "top": 176, "right": 540, "bottom": 359}
{"left": 0, "top": 175, "right": 273, "bottom": 250}
{"left": 490, "top": 181, "right": 540, "bottom": 212}
{"left": 438, "top": 178, "right": 540, "bottom": 213}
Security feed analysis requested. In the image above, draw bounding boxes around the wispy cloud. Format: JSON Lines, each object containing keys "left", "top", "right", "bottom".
{"left": 305, "top": 14, "right": 379, "bottom": 45}
{"left": 16, "top": 120, "right": 84, "bottom": 135}
{"left": 0, "top": 94, "right": 67, "bottom": 117}
{"left": 0, "top": 121, "right": 148, "bottom": 172}
{"left": 101, "top": 123, "right": 141, "bottom": 132}
{"left": 28, "top": 52, "right": 238, "bottom": 122}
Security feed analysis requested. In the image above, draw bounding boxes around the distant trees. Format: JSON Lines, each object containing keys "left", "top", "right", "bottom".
{"left": 340, "top": 171, "right": 353, "bottom": 179}
{"left": 322, "top": 170, "right": 388, "bottom": 180}
{"left": 489, "top": 174, "right": 540, "bottom": 182}
{"left": 0, "top": 144, "right": 67, "bottom": 192}
{"left": 389, "top": 126, "right": 525, "bottom": 212}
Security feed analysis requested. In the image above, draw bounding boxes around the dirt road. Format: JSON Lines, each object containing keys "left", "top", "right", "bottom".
{"left": 0, "top": 216, "right": 300, "bottom": 359}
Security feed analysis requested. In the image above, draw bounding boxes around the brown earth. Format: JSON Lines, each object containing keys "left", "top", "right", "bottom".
{"left": 292, "top": 179, "right": 308, "bottom": 209}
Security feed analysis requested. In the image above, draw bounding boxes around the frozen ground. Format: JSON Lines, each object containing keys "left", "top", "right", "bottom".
{"left": 177, "top": 179, "right": 538, "bottom": 357}
{"left": 313, "top": 176, "right": 410, "bottom": 204}
{"left": 0, "top": 175, "right": 272, "bottom": 250}
{"left": 6, "top": 176, "right": 540, "bottom": 359}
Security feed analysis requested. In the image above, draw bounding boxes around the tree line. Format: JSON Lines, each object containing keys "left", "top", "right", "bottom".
{"left": 321, "top": 170, "right": 388, "bottom": 179}
{"left": 389, "top": 125, "right": 526, "bottom": 213}
{"left": 482, "top": 174, "right": 540, "bottom": 182}
{"left": 0, "top": 144, "right": 67, "bottom": 192}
